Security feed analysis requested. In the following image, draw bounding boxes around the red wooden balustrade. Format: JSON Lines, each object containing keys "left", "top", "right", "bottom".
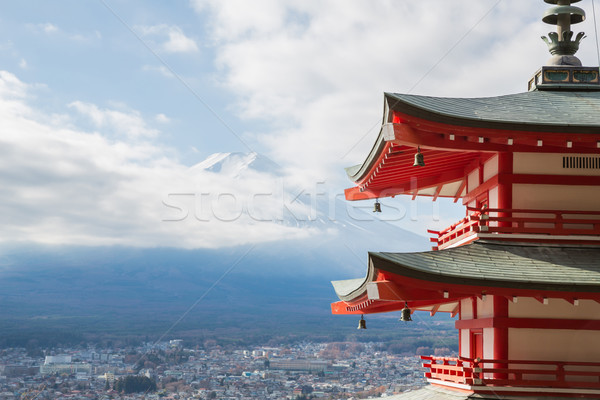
{"left": 427, "top": 211, "right": 481, "bottom": 250}
{"left": 421, "top": 356, "right": 600, "bottom": 389}
{"left": 428, "top": 208, "right": 600, "bottom": 250}
{"left": 420, "top": 356, "right": 474, "bottom": 384}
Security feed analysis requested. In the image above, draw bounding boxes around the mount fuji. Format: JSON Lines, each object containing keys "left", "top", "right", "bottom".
{"left": 0, "top": 152, "right": 438, "bottom": 345}
{"left": 190, "top": 152, "right": 283, "bottom": 177}
{"left": 184, "top": 151, "right": 431, "bottom": 246}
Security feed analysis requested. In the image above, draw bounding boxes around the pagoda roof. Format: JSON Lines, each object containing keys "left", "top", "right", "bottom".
{"left": 344, "top": 90, "right": 600, "bottom": 201}
{"left": 379, "top": 385, "right": 478, "bottom": 399}
{"left": 380, "top": 385, "right": 589, "bottom": 399}
{"left": 344, "top": 134, "right": 480, "bottom": 199}
{"left": 332, "top": 241, "right": 600, "bottom": 306}
{"left": 385, "top": 90, "right": 600, "bottom": 133}
{"left": 378, "top": 387, "right": 460, "bottom": 399}
{"left": 344, "top": 133, "right": 385, "bottom": 180}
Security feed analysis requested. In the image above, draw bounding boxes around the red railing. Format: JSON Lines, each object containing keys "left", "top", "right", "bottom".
{"left": 420, "top": 356, "right": 474, "bottom": 384}
{"left": 428, "top": 207, "right": 600, "bottom": 250}
{"left": 427, "top": 211, "right": 481, "bottom": 250}
{"left": 421, "top": 356, "right": 600, "bottom": 390}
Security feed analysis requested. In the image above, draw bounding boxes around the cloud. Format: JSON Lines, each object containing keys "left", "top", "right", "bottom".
{"left": 138, "top": 24, "right": 199, "bottom": 54}
{"left": 190, "top": 0, "right": 288, "bottom": 41}
{"left": 0, "top": 71, "right": 328, "bottom": 249}
{"left": 191, "top": 0, "right": 551, "bottom": 183}
{"left": 68, "top": 101, "right": 160, "bottom": 139}
{"left": 26, "top": 22, "right": 59, "bottom": 35}
{"left": 41, "top": 23, "right": 59, "bottom": 34}
{"left": 26, "top": 22, "right": 101, "bottom": 43}
{"left": 155, "top": 113, "right": 170, "bottom": 123}
{"left": 0, "top": 70, "right": 29, "bottom": 99}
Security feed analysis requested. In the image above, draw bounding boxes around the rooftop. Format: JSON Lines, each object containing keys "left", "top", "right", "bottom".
{"left": 332, "top": 241, "right": 600, "bottom": 312}
{"left": 385, "top": 89, "right": 600, "bottom": 133}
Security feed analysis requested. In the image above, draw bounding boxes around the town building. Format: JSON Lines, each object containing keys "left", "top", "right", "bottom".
{"left": 331, "top": 1, "right": 600, "bottom": 398}
{"left": 269, "top": 359, "right": 329, "bottom": 373}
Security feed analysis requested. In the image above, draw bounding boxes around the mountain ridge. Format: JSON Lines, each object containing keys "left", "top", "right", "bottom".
{"left": 0, "top": 151, "right": 441, "bottom": 344}
{"left": 189, "top": 151, "right": 282, "bottom": 177}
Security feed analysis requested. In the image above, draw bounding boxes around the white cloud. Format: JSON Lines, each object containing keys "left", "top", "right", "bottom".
{"left": 26, "top": 22, "right": 59, "bottom": 35}
{"left": 164, "top": 27, "right": 199, "bottom": 53}
{"left": 68, "top": 101, "right": 160, "bottom": 139}
{"left": 0, "top": 70, "right": 29, "bottom": 99}
{"left": 191, "top": 0, "right": 554, "bottom": 183}
{"left": 138, "top": 24, "right": 199, "bottom": 54}
{"left": 0, "top": 71, "right": 327, "bottom": 249}
{"left": 155, "top": 113, "right": 170, "bottom": 123}
{"left": 41, "top": 23, "right": 59, "bottom": 34}
{"left": 27, "top": 22, "right": 100, "bottom": 43}
{"left": 190, "top": 0, "right": 287, "bottom": 41}
{"left": 18, "top": 59, "right": 27, "bottom": 69}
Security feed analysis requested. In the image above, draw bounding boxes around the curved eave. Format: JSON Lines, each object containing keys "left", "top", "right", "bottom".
{"left": 385, "top": 91, "right": 600, "bottom": 134}
{"left": 345, "top": 91, "right": 600, "bottom": 201}
{"left": 345, "top": 132, "right": 386, "bottom": 183}
{"left": 331, "top": 278, "right": 371, "bottom": 301}
{"left": 373, "top": 250, "right": 600, "bottom": 293}
{"left": 331, "top": 242, "right": 600, "bottom": 315}
{"left": 345, "top": 141, "right": 478, "bottom": 202}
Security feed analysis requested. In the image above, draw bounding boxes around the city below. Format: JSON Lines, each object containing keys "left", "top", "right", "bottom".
{"left": 0, "top": 340, "right": 437, "bottom": 400}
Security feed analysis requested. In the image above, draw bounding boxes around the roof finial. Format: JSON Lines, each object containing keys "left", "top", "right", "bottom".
{"left": 541, "top": 0, "right": 586, "bottom": 66}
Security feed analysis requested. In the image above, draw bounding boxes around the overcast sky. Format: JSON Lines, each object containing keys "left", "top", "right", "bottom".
{"left": 1, "top": 1, "right": 598, "bottom": 249}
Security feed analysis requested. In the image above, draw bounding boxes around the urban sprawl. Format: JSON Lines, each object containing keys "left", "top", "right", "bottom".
{"left": 0, "top": 341, "right": 432, "bottom": 399}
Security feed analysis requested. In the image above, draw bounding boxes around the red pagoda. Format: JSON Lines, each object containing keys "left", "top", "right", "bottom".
{"left": 331, "top": 1, "right": 600, "bottom": 398}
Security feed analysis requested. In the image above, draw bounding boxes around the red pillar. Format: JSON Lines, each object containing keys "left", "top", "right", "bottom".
{"left": 493, "top": 295, "right": 509, "bottom": 380}
{"left": 497, "top": 152, "right": 513, "bottom": 227}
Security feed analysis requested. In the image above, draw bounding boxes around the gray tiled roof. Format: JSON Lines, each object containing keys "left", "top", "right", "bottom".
{"left": 346, "top": 90, "right": 600, "bottom": 182}
{"left": 374, "top": 241, "right": 600, "bottom": 290}
{"left": 345, "top": 133, "right": 385, "bottom": 181}
{"left": 378, "top": 386, "right": 472, "bottom": 400}
{"left": 386, "top": 90, "right": 600, "bottom": 133}
{"left": 333, "top": 242, "right": 600, "bottom": 301}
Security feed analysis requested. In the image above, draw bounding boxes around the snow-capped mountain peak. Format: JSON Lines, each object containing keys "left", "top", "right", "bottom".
{"left": 190, "top": 152, "right": 281, "bottom": 177}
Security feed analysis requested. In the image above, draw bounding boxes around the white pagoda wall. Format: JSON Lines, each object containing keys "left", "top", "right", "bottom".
{"left": 508, "top": 298, "right": 600, "bottom": 363}
{"left": 483, "top": 154, "right": 498, "bottom": 182}
{"left": 509, "top": 329, "right": 600, "bottom": 362}
{"left": 459, "top": 298, "right": 472, "bottom": 358}
{"left": 467, "top": 169, "right": 479, "bottom": 195}
{"left": 466, "top": 153, "right": 600, "bottom": 212}
{"left": 483, "top": 328, "right": 494, "bottom": 361}
{"left": 514, "top": 153, "right": 600, "bottom": 176}
{"left": 459, "top": 329, "right": 469, "bottom": 358}
{"left": 512, "top": 153, "right": 600, "bottom": 212}
{"left": 459, "top": 297, "right": 600, "bottom": 363}
{"left": 509, "top": 298, "right": 600, "bottom": 319}
{"left": 478, "top": 296, "right": 494, "bottom": 318}
{"left": 461, "top": 298, "right": 474, "bottom": 319}
{"left": 465, "top": 157, "right": 499, "bottom": 225}
{"left": 458, "top": 296, "right": 498, "bottom": 361}
{"left": 513, "top": 184, "right": 600, "bottom": 211}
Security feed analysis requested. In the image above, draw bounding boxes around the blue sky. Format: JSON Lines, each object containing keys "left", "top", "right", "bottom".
{"left": 0, "top": 1, "right": 598, "bottom": 249}
{"left": 0, "top": 1, "right": 242, "bottom": 162}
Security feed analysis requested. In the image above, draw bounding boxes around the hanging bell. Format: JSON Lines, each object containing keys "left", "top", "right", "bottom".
{"left": 413, "top": 147, "right": 425, "bottom": 167}
{"left": 373, "top": 200, "right": 382, "bottom": 213}
{"left": 400, "top": 303, "right": 412, "bottom": 322}
{"left": 357, "top": 315, "right": 367, "bottom": 329}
